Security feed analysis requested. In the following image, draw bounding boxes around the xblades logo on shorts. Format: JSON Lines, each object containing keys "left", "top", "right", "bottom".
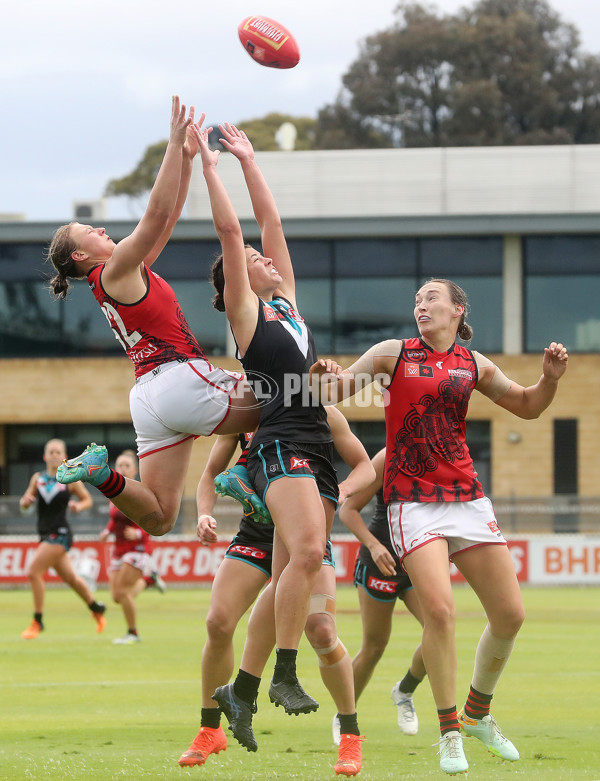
{"left": 290, "top": 457, "right": 311, "bottom": 471}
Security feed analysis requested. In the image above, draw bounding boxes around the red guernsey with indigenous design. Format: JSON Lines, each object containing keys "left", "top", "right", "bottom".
{"left": 88, "top": 264, "right": 206, "bottom": 378}
{"left": 382, "top": 337, "right": 484, "bottom": 504}
{"left": 106, "top": 504, "right": 152, "bottom": 558}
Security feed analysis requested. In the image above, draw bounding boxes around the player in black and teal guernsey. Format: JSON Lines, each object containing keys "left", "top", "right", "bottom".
{"left": 180, "top": 406, "right": 373, "bottom": 769}
{"left": 195, "top": 120, "right": 365, "bottom": 776}
{"left": 19, "top": 439, "right": 106, "bottom": 639}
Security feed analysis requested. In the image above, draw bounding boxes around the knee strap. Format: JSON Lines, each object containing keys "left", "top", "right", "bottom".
{"left": 308, "top": 593, "right": 336, "bottom": 621}
{"left": 315, "top": 638, "right": 348, "bottom": 668}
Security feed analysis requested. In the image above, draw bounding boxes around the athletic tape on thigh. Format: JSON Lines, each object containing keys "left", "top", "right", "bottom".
{"left": 314, "top": 638, "right": 348, "bottom": 668}
{"left": 308, "top": 593, "right": 336, "bottom": 620}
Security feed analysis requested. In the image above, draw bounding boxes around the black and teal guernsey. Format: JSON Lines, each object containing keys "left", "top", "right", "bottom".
{"left": 369, "top": 488, "right": 393, "bottom": 551}
{"left": 238, "top": 296, "right": 331, "bottom": 448}
{"left": 36, "top": 473, "right": 71, "bottom": 536}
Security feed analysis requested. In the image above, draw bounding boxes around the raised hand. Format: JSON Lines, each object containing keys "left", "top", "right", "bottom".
{"left": 170, "top": 95, "right": 193, "bottom": 147}
{"left": 543, "top": 341, "right": 568, "bottom": 381}
{"left": 193, "top": 124, "right": 220, "bottom": 168}
{"left": 218, "top": 123, "right": 255, "bottom": 161}
{"left": 183, "top": 108, "right": 206, "bottom": 160}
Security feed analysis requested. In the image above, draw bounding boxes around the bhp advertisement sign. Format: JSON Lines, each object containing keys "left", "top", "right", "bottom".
{"left": 1, "top": 535, "right": 599, "bottom": 586}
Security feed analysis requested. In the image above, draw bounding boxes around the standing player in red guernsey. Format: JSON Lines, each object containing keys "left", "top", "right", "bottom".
{"left": 46, "top": 98, "right": 259, "bottom": 537}
{"left": 99, "top": 450, "right": 166, "bottom": 645}
{"left": 310, "top": 278, "right": 568, "bottom": 776}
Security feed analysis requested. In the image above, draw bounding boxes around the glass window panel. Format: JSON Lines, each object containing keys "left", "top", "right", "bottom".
{"left": 416, "top": 275, "right": 503, "bottom": 353}
{"left": 61, "top": 281, "right": 122, "bottom": 356}
{"left": 525, "top": 236, "right": 600, "bottom": 274}
{"left": 294, "top": 279, "right": 332, "bottom": 354}
{"left": 526, "top": 275, "right": 600, "bottom": 352}
{"left": 0, "top": 242, "right": 47, "bottom": 281}
{"left": 334, "top": 277, "right": 417, "bottom": 354}
{"left": 286, "top": 240, "right": 332, "bottom": 278}
{"left": 0, "top": 280, "right": 63, "bottom": 357}
{"left": 171, "top": 280, "right": 228, "bottom": 355}
{"left": 421, "top": 237, "right": 503, "bottom": 275}
{"left": 334, "top": 239, "right": 417, "bottom": 277}
{"left": 158, "top": 241, "right": 222, "bottom": 279}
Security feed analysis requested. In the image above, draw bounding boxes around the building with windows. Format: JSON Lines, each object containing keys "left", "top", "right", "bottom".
{"left": 0, "top": 145, "right": 597, "bottom": 521}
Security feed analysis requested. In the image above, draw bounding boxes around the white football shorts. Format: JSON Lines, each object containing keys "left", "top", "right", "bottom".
{"left": 109, "top": 550, "right": 154, "bottom": 576}
{"left": 130, "top": 359, "right": 243, "bottom": 457}
{"left": 387, "top": 496, "right": 506, "bottom": 567}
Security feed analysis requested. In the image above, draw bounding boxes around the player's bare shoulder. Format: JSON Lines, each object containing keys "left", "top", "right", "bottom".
{"left": 474, "top": 351, "right": 512, "bottom": 402}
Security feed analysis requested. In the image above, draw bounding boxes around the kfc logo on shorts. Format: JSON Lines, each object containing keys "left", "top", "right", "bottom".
{"left": 290, "top": 457, "right": 312, "bottom": 471}
{"left": 367, "top": 576, "right": 396, "bottom": 594}
{"left": 487, "top": 519, "right": 500, "bottom": 534}
{"left": 229, "top": 545, "right": 267, "bottom": 560}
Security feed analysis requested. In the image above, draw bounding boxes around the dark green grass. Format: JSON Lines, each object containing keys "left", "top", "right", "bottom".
{"left": 1, "top": 585, "right": 599, "bottom": 779}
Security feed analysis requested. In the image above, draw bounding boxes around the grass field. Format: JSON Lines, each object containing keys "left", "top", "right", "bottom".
{"left": 2, "top": 584, "right": 599, "bottom": 780}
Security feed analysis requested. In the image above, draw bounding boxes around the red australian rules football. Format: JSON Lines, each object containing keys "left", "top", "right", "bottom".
{"left": 238, "top": 16, "right": 300, "bottom": 69}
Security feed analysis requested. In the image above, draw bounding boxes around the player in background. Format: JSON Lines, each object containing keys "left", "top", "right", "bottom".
{"left": 310, "top": 278, "right": 568, "bottom": 775}
{"left": 99, "top": 450, "right": 166, "bottom": 645}
{"left": 335, "top": 447, "right": 426, "bottom": 744}
{"left": 179, "top": 406, "right": 374, "bottom": 777}
{"left": 47, "top": 98, "right": 259, "bottom": 537}
{"left": 19, "top": 438, "right": 103, "bottom": 639}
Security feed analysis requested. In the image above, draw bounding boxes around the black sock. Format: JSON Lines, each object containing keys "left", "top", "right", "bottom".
{"left": 338, "top": 712, "right": 360, "bottom": 736}
{"left": 88, "top": 601, "right": 105, "bottom": 614}
{"left": 233, "top": 669, "right": 261, "bottom": 705}
{"left": 34, "top": 612, "right": 43, "bottom": 627}
{"left": 201, "top": 707, "right": 221, "bottom": 729}
{"left": 272, "top": 648, "right": 298, "bottom": 684}
{"left": 399, "top": 669, "right": 423, "bottom": 695}
{"left": 128, "top": 628, "right": 138, "bottom": 636}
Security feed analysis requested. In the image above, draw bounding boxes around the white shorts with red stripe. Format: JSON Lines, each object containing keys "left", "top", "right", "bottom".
{"left": 387, "top": 496, "right": 506, "bottom": 567}
{"left": 129, "top": 359, "right": 243, "bottom": 457}
{"left": 109, "top": 550, "right": 154, "bottom": 576}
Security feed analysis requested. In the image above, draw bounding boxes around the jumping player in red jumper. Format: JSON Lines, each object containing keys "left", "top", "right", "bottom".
{"left": 46, "top": 98, "right": 259, "bottom": 536}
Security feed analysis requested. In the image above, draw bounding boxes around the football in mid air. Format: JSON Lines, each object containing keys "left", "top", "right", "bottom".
{"left": 238, "top": 16, "right": 300, "bottom": 69}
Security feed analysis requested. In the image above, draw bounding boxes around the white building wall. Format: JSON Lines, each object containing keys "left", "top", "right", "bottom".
{"left": 188, "top": 145, "right": 600, "bottom": 220}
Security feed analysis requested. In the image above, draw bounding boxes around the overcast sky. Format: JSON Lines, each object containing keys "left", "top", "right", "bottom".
{"left": 2, "top": 0, "right": 598, "bottom": 221}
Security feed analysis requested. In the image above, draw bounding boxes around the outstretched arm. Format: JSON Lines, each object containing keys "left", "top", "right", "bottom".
{"left": 143, "top": 109, "right": 205, "bottom": 268}
{"left": 219, "top": 123, "right": 295, "bottom": 304}
{"left": 195, "top": 125, "right": 258, "bottom": 350}
{"left": 104, "top": 96, "right": 193, "bottom": 283}
{"left": 479, "top": 341, "right": 569, "bottom": 419}
{"left": 309, "top": 340, "right": 401, "bottom": 405}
